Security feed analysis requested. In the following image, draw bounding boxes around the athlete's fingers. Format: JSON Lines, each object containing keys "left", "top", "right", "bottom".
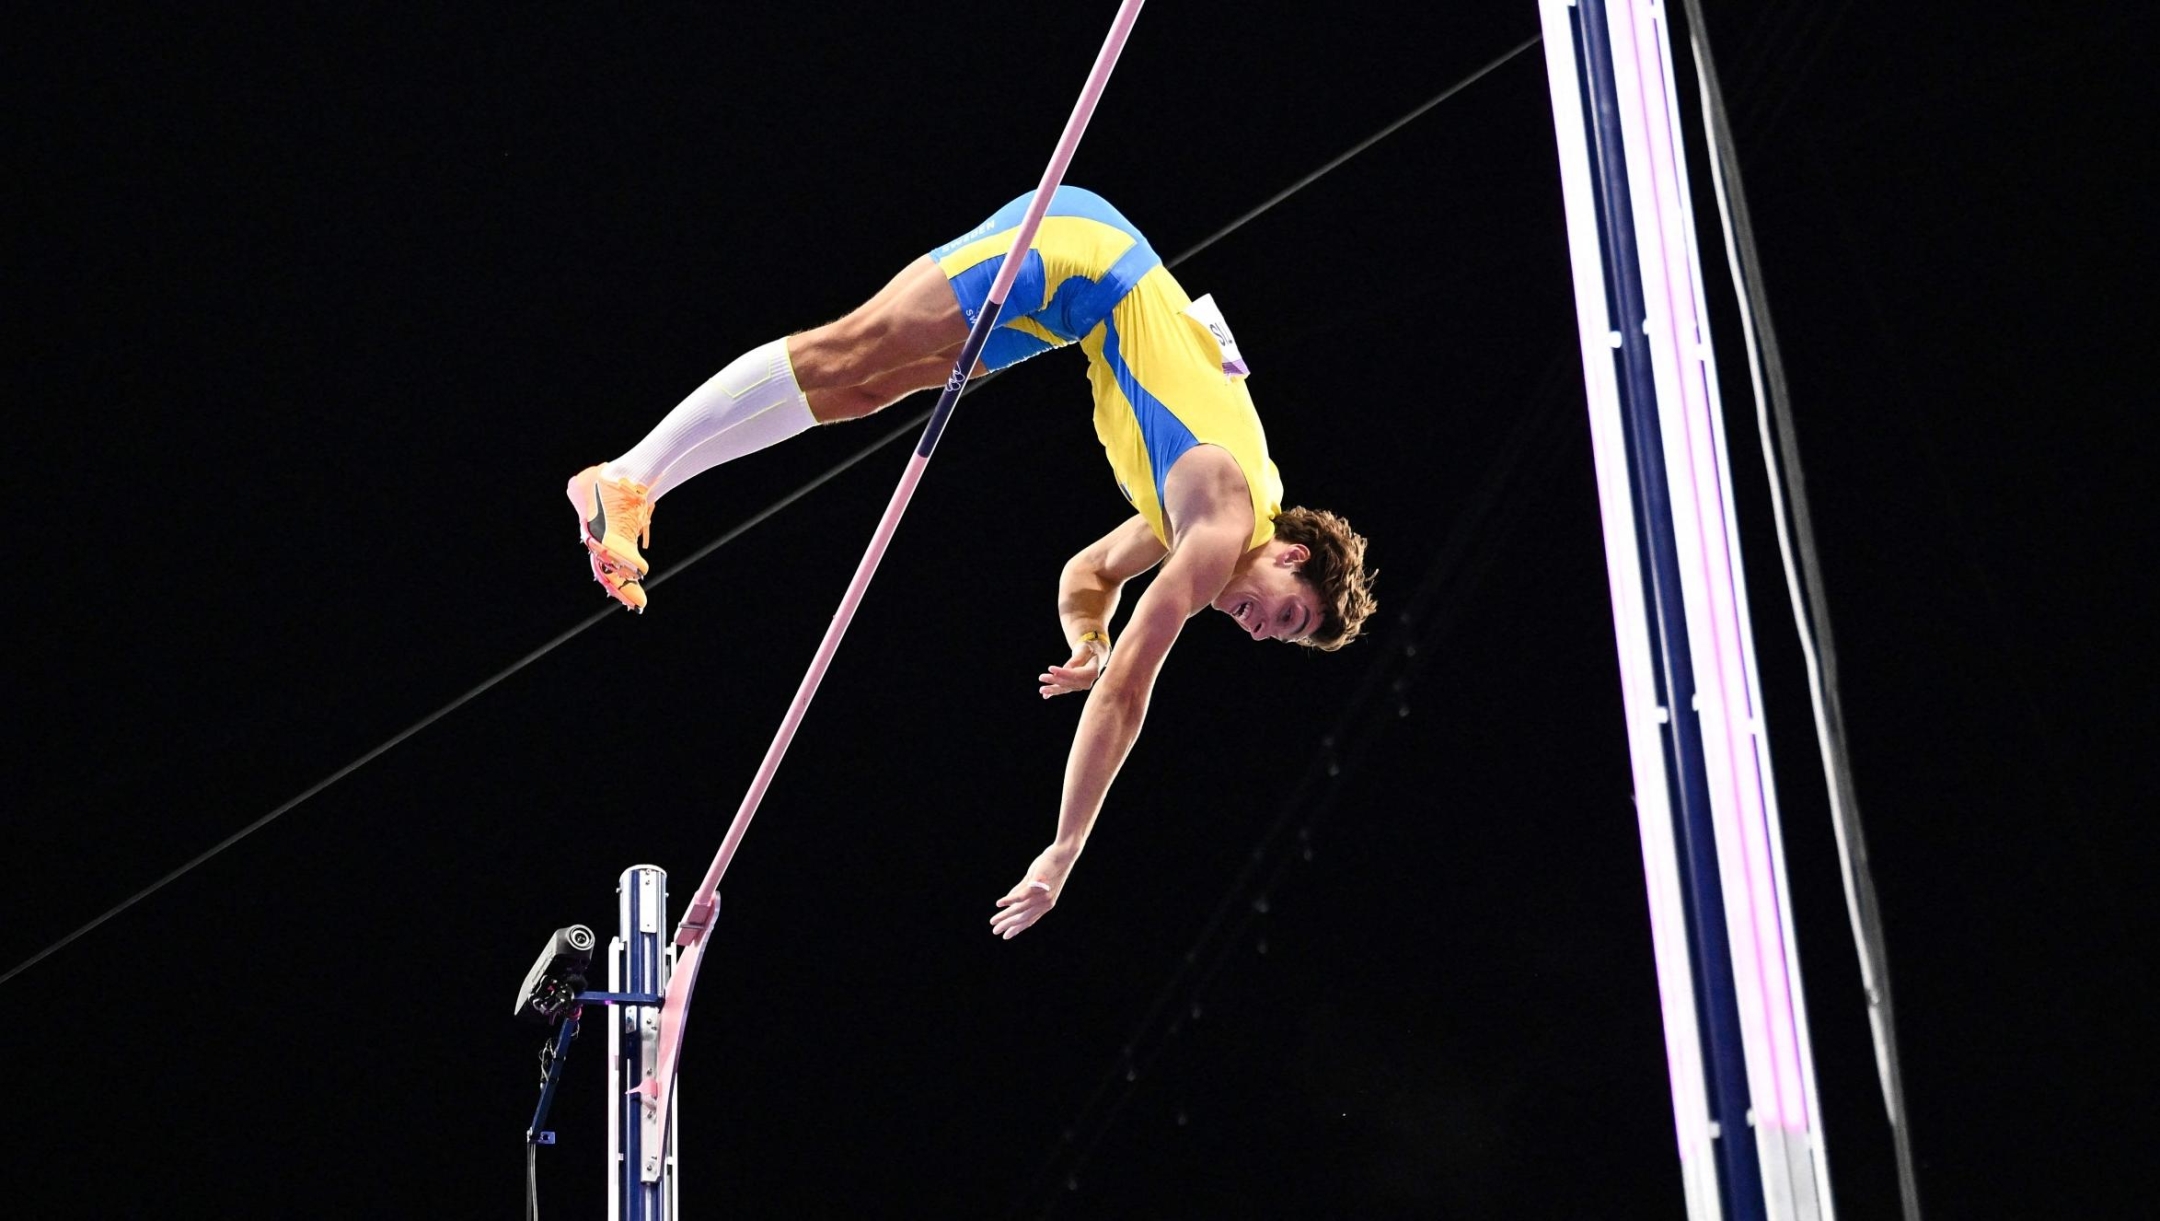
{"left": 1039, "top": 660, "right": 1097, "bottom": 698}
{"left": 994, "top": 885, "right": 1046, "bottom": 917}
{"left": 992, "top": 906, "right": 1041, "bottom": 938}
{"left": 993, "top": 872, "right": 1055, "bottom": 935}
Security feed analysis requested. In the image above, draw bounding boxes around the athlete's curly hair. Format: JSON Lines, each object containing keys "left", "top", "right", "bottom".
{"left": 1275, "top": 506, "right": 1377, "bottom": 651}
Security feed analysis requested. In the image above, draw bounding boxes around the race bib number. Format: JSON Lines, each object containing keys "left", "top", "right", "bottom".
{"left": 1184, "top": 293, "right": 1249, "bottom": 378}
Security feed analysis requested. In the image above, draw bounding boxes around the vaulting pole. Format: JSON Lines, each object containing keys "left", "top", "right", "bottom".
{"left": 623, "top": 0, "right": 1151, "bottom": 1180}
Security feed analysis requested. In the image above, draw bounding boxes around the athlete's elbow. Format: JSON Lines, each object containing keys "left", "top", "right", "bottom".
{"left": 1091, "top": 671, "right": 1151, "bottom": 724}
{"left": 1061, "top": 550, "right": 1113, "bottom": 595}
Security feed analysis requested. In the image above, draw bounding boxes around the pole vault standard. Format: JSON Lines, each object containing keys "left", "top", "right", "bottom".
{"left": 1539, "top": 1, "right": 1831, "bottom": 1219}
{"left": 609, "top": 866, "right": 678, "bottom": 1220}
{"left": 618, "top": 0, "right": 1152, "bottom": 1192}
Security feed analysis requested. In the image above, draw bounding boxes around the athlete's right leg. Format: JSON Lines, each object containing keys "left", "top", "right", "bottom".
{"left": 804, "top": 345, "right": 987, "bottom": 422}
{"left": 567, "top": 256, "right": 968, "bottom": 611}
{"left": 789, "top": 257, "right": 972, "bottom": 422}
{"left": 603, "top": 257, "right": 964, "bottom": 498}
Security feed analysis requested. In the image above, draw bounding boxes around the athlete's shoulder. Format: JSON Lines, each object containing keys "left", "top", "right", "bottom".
{"left": 1161, "top": 446, "right": 1258, "bottom": 548}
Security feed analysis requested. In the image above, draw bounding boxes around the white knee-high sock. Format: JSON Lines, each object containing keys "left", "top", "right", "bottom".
{"left": 605, "top": 338, "right": 818, "bottom": 500}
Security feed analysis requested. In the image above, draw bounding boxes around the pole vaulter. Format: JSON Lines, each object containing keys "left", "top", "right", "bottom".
{"left": 626, "top": 0, "right": 1152, "bottom": 1176}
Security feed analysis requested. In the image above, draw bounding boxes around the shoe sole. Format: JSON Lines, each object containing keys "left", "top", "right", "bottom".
{"left": 568, "top": 470, "right": 648, "bottom": 611}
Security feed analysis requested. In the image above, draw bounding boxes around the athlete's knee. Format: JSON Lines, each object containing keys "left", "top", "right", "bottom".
{"left": 806, "top": 382, "right": 887, "bottom": 424}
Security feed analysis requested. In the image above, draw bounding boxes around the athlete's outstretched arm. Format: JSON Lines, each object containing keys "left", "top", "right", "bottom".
{"left": 1040, "top": 514, "right": 1167, "bottom": 698}
{"left": 993, "top": 518, "right": 1247, "bottom": 938}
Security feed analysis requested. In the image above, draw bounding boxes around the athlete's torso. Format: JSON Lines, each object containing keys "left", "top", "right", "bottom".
{"left": 930, "top": 188, "right": 1283, "bottom": 550}
{"left": 1080, "top": 265, "right": 1281, "bottom": 551}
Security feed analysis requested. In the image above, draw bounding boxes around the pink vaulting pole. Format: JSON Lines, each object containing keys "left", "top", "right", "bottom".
{"left": 629, "top": 0, "right": 1150, "bottom": 1170}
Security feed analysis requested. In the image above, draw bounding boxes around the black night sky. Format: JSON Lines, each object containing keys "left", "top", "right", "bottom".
{"left": 10, "top": 3, "right": 2148, "bottom": 1218}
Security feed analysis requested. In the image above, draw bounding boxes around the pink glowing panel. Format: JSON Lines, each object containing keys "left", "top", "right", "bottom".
{"left": 1610, "top": 0, "right": 1812, "bottom": 1133}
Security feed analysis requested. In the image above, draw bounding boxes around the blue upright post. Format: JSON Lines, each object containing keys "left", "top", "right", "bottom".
{"left": 609, "top": 865, "right": 680, "bottom": 1221}
{"left": 1544, "top": 0, "right": 1837, "bottom": 1211}
{"left": 1550, "top": 0, "right": 1766, "bottom": 1215}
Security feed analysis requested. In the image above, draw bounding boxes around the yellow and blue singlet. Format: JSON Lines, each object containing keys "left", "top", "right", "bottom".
{"left": 929, "top": 188, "right": 1283, "bottom": 550}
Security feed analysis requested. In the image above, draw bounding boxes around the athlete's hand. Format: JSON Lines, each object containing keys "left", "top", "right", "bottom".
{"left": 1038, "top": 636, "right": 1110, "bottom": 699}
{"left": 991, "top": 845, "right": 1077, "bottom": 939}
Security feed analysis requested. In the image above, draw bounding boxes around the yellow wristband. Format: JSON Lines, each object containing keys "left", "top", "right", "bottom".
{"left": 1078, "top": 630, "right": 1107, "bottom": 646}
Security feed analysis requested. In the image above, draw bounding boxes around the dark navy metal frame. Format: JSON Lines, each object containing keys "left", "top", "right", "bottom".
{"left": 1568, "top": 1, "right": 1763, "bottom": 1216}
{"left": 525, "top": 992, "right": 662, "bottom": 1147}
{"left": 527, "top": 1011, "right": 582, "bottom": 1147}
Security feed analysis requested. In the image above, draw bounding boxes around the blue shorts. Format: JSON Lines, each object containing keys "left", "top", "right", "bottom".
{"left": 931, "top": 189, "right": 1282, "bottom": 549}
{"left": 928, "top": 187, "right": 1163, "bottom": 372}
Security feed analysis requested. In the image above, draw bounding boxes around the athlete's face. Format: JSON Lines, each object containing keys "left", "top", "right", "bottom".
{"left": 1213, "top": 542, "right": 1322, "bottom": 644}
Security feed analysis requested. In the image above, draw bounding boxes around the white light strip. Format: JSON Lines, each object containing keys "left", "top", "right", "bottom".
{"left": 1606, "top": 1, "right": 1829, "bottom": 1216}
{"left": 1537, "top": 5, "right": 1720, "bottom": 1217}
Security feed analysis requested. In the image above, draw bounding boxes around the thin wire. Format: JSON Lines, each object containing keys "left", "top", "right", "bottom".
{"left": 1166, "top": 34, "right": 1541, "bottom": 269}
{"left": 0, "top": 414, "right": 922, "bottom": 990}
{"left": 1, "top": 38, "right": 1536, "bottom": 989}
{"left": 1724, "top": 0, "right": 1816, "bottom": 117}
{"left": 647, "top": 413, "right": 926, "bottom": 588}
{"left": 1747, "top": 0, "right": 1858, "bottom": 139}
